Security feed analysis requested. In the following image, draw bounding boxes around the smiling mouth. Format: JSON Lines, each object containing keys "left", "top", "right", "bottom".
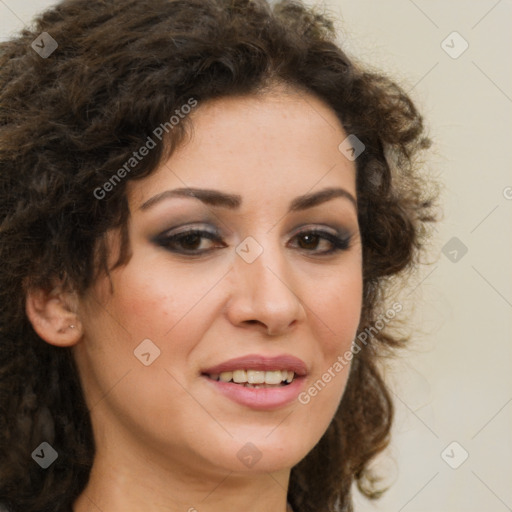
{"left": 204, "top": 369, "right": 295, "bottom": 388}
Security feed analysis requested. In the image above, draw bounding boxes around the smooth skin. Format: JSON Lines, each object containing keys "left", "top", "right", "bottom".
{"left": 26, "top": 87, "right": 363, "bottom": 512}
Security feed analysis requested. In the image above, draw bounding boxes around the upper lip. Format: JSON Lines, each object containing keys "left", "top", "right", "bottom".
{"left": 201, "top": 354, "right": 308, "bottom": 377}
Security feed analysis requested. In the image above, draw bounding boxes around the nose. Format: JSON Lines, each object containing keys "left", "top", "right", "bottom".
{"left": 225, "top": 242, "right": 306, "bottom": 336}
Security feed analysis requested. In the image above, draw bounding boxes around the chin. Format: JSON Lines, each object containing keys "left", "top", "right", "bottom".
{"left": 206, "top": 431, "right": 316, "bottom": 475}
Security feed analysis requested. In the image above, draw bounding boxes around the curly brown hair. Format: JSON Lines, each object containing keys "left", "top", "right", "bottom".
{"left": 0, "top": 0, "right": 436, "bottom": 511}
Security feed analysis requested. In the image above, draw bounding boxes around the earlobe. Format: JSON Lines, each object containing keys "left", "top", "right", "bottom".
{"left": 25, "top": 284, "right": 82, "bottom": 347}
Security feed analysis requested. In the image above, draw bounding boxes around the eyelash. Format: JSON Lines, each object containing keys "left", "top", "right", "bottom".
{"left": 155, "top": 227, "right": 352, "bottom": 256}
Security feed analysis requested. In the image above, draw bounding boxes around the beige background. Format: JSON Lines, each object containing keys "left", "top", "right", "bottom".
{"left": 1, "top": 0, "right": 511, "bottom": 510}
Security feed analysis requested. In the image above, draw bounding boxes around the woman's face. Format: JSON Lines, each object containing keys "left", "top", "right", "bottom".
{"left": 74, "top": 90, "right": 363, "bottom": 478}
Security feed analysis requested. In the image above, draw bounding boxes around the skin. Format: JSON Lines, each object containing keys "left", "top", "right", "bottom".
{"left": 26, "top": 88, "right": 363, "bottom": 512}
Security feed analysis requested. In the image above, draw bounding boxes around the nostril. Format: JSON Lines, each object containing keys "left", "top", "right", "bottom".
{"left": 244, "top": 319, "right": 269, "bottom": 327}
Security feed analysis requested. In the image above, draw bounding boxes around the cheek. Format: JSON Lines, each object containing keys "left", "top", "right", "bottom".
{"left": 300, "top": 268, "right": 362, "bottom": 415}
{"left": 310, "top": 270, "right": 363, "bottom": 351}
{"left": 105, "top": 260, "right": 219, "bottom": 341}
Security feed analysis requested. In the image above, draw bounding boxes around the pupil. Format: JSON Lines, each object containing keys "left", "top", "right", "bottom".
{"left": 300, "top": 234, "right": 318, "bottom": 249}
{"left": 182, "top": 234, "right": 200, "bottom": 249}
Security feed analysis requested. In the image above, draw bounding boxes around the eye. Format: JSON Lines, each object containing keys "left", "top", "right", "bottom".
{"left": 155, "top": 228, "right": 226, "bottom": 254}
{"left": 290, "top": 229, "right": 352, "bottom": 255}
{"left": 154, "top": 225, "right": 353, "bottom": 257}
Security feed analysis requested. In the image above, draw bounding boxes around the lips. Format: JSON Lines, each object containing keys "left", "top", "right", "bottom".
{"left": 201, "top": 354, "right": 308, "bottom": 377}
{"left": 201, "top": 354, "right": 308, "bottom": 410}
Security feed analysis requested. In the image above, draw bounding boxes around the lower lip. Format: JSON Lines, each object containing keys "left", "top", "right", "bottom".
{"left": 203, "top": 376, "right": 306, "bottom": 410}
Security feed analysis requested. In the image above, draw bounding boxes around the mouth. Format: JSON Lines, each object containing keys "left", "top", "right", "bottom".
{"left": 204, "top": 369, "right": 296, "bottom": 388}
{"left": 200, "top": 354, "right": 308, "bottom": 410}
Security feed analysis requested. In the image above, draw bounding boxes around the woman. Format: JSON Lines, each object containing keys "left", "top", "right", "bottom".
{"left": 0, "top": 0, "right": 437, "bottom": 511}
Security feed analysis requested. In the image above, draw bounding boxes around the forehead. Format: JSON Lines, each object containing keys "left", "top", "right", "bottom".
{"left": 127, "top": 90, "right": 356, "bottom": 210}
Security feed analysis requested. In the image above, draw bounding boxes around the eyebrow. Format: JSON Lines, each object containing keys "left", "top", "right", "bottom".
{"left": 139, "top": 186, "right": 357, "bottom": 212}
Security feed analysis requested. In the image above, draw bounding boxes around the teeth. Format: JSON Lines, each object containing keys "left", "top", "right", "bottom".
{"left": 264, "top": 370, "right": 283, "bottom": 385}
{"left": 247, "top": 370, "right": 265, "bottom": 384}
{"left": 232, "top": 370, "right": 247, "bottom": 383}
{"left": 219, "top": 371, "right": 233, "bottom": 382}
{"left": 212, "top": 369, "right": 295, "bottom": 384}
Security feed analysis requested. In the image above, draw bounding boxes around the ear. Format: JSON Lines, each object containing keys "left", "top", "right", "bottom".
{"left": 25, "top": 282, "right": 83, "bottom": 347}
